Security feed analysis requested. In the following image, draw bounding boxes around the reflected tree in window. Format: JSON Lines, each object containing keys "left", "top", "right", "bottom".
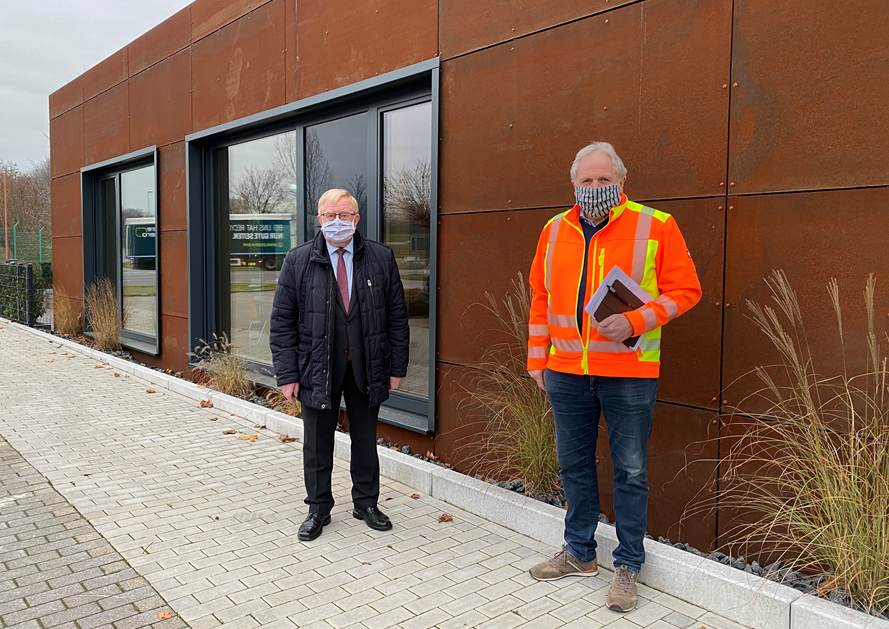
{"left": 230, "top": 165, "right": 286, "bottom": 214}
{"left": 383, "top": 158, "right": 431, "bottom": 229}
{"left": 304, "top": 129, "right": 333, "bottom": 211}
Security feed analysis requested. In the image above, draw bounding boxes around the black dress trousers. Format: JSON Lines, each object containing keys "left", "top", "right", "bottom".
{"left": 299, "top": 285, "right": 380, "bottom": 515}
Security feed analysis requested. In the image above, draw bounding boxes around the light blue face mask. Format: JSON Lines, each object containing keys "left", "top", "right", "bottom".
{"left": 576, "top": 183, "right": 621, "bottom": 220}
{"left": 321, "top": 217, "right": 356, "bottom": 242}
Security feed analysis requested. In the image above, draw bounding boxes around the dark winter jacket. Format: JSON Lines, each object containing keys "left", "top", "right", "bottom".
{"left": 269, "top": 231, "right": 410, "bottom": 410}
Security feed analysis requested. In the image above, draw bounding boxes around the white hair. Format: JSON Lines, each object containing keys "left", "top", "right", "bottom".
{"left": 317, "top": 188, "right": 358, "bottom": 214}
{"left": 570, "top": 142, "right": 627, "bottom": 181}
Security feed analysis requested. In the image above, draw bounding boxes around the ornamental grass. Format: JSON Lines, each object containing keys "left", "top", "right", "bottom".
{"left": 689, "top": 271, "right": 889, "bottom": 615}
{"left": 84, "top": 277, "right": 123, "bottom": 352}
{"left": 190, "top": 333, "right": 255, "bottom": 399}
{"left": 456, "top": 273, "right": 561, "bottom": 498}
{"left": 52, "top": 289, "right": 82, "bottom": 337}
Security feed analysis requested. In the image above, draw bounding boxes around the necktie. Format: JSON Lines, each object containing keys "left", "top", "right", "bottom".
{"left": 335, "top": 248, "right": 349, "bottom": 312}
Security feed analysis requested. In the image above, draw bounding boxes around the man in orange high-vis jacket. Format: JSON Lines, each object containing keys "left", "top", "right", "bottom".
{"left": 527, "top": 142, "right": 701, "bottom": 612}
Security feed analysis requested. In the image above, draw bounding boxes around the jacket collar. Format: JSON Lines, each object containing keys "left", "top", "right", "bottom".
{"left": 310, "top": 229, "right": 365, "bottom": 264}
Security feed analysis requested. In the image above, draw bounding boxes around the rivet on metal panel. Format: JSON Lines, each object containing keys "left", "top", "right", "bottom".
{"left": 711, "top": 419, "right": 717, "bottom": 424}
{"left": 509, "top": 124, "right": 513, "bottom": 128}
{"left": 722, "top": 84, "right": 728, "bottom": 89}
{"left": 733, "top": 82, "right": 739, "bottom": 87}
{"left": 605, "top": 19, "right": 609, "bottom": 24}
{"left": 725, "top": 303, "right": 731, "bottom": 307}
{"left": 723, "top": 400, "right": 728, "bottom": 405}
{"left": 507, "top": 217, "right": 511, "bottom": 221}
{"left": 511, "top": 28, "right": 515, "bottom": 32}
{"left": 603, "top": 106, "right": 607, "bottom": 111}
{"left": 728, "top": 205, "right": 734, "bottom": 210}
{"left": 719, "top": 182, "right": 725, "bottom": 187}
{"left": 511, "top": 47, "right": 514, "bottom": 51}
{"left": 717, "top": 205, "right": 724, "bottom": 210}
{"left": 715, "top": 302, "right": 720, "bottom": 306}
{"left": 711, "top": 397, "right": 717, "bottom": 402}
{"left": 729, "top": 182, "right": 735, "bottom": 187}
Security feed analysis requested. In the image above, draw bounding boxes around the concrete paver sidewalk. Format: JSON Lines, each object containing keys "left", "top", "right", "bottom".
{"left": 0, "top": 323, "right": 747, "bottom": 629}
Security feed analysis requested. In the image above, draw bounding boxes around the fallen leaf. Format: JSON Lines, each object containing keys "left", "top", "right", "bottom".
{"left": 362, "top": 562, "right": 371, "bottom": 565}
{"left": 94, "top": 365, "right": 103, "bottom": 369}
{"left": 279, "top": 435, "right": 297, "bottom": 443}
{"left": 175, "top": 372, "right": 183, "bottom": 378}
{"left": 384, "top": 497, "right": 392, "bottom": 501}
{"left": 198, "top": 384, "right": 207, "bottom": 389}
{"left": 239, "top": 434, "right": 258, "bottom": 442}
{"left": 426, "top": 451, "right": 439, "bottom": 461}
{"left": 389, "top": 446, "right": 398, "bottom": 451}
{"left": 46, "top": 359, "right": 54, "bottom": 363}
{"left": 146, "top": 390, "right": 156, "bottom": 394}
{"left": 210, "top": 417, "right": 218, "bottom": 421}
{"left": 157, "top": 611, "right": 173, "bottom": 619}
{"left": 48, "top": 352, "right": 56, "bottom": 354}
{"left": 438, "top": 513, "right": 453, "bottom": 523}
{"left": 200, "top": 400, "right": 214, "bottom": 408}
{"left": 222, "top": 430, "right": 237, "bottom": 435}
{"left": 410, "top": 494, "right": 420, "bottom": 499}
{"left": 164, "top": 369, "right": 173, "bottom": 375}
{"left": 114, "top": 373, "right": 121, "bottom": 378}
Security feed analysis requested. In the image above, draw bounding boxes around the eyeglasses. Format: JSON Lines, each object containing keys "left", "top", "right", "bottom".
{"left": 319, "top": 212, "right": 356, "bottom": 221}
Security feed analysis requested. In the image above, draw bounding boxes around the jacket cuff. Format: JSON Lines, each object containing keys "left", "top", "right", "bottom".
{"left": 624, "top": 310, "right": 647, "bottom": 337}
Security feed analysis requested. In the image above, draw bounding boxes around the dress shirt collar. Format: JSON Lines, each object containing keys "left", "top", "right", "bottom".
{"left": 326, "top": 238, "right": 355, "bottom": 258}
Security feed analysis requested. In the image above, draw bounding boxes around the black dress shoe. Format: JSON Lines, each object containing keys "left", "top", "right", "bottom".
{"left": 352, "top": 506, "right": 393, "bottom": 531}
{"left": 298, "top": 513, "right": 331, "bottom": 541}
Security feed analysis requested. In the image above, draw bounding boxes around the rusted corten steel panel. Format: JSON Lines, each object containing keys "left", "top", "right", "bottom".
{"left": 729, "top": 0, "right": 889, "bottom": 195}
{"left": 722, "top": 188, "right": 889, "bottom": 413}
{"left": 439, "top": 0, "right": 733, "bottom": 214}
{"left": 436, "top": 207, "right": 560, "bottom": 368}
{"left": 128, "top": 7, "right": 191, "bottom": 76}
{"left": 49, "top": 75, "right": 82, "bottom": 120}
{"left": 645, "top": 198, "right": 724, "bottom": 409}
{"left": 83, "top": 83, "right": 129, "bottom": 167}
{"left": 440, "top": 0, "right": 634, "bottom": 59}
{"left": 130, "top": 49, "right": 192, "bottom": 149}
{"left": 296, "top": 0, "right": 438, "bottom": 99}
{"left": 597, "top": 402, "right": 719, "bottom": 552}
{"left": 160, "top": 230, "right": 188, "bottom": 319}
{"left": 49, "top": 106, "right": 83, "bottom": 178}
{"left": 51, "top": 237, "right": 83, "bottom": 300}
{"left": 49, "top": 174, "right": 82, "bottom": 239}
{"left": 159, "top": 143, "right": 188, "bottom": 232}
{"left": 191, "top": 0, "right": 273, "bottom": 42}
{"left": 284, "top": 0, "right": 298, "bottom": 103}
{"left": 191, "top": 0, "right": 286, "bottom": 133}
{"left": 81, "top": 47, "right": 127, "bottom": 102}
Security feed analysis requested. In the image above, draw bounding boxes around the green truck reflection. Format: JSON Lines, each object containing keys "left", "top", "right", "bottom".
{"left": 124, "top": 214, "right": 295, "bottom": 271}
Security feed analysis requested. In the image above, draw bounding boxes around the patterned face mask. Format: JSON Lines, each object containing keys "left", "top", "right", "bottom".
{"left": 575, "top": 183, "right": 621, "bottom": 220}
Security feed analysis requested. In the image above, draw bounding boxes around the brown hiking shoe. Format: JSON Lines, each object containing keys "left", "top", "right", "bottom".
{"left": 606, "top": 565, "right": 639, "bottom": 611}
{"left": 529, "top": 545, "right": 598, "bottom": 581}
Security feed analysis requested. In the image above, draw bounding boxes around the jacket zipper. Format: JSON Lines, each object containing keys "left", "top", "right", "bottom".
{"left": 324, "top": 266, "right": 334, "bottom": 402}
{"left": 582, "top": 213, "right": 617, "bottom": 374}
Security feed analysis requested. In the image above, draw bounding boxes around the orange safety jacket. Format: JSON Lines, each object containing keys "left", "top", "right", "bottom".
{"left": 528, "top": 194, "right": 701, "bottom": 378}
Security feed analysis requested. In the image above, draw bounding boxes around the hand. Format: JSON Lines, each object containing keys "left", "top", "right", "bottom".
{"left": 282, "top": 382, "right": 299, "bottom": 403}
{"left": 389, "top": 377, "right": 404, "bottom": 391}
{"left": 529, "top": 369, "right": 546, "bottom": 391}
{"left": 598, "top": 314, "right": 634, "bottom": 343}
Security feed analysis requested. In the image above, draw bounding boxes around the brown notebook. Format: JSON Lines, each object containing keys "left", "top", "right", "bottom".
{"left": 592, "top": 279, "right": 645, "bottom": 348}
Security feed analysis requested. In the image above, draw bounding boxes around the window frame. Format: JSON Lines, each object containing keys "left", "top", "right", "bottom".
{"left": 186, "top": 59, "right": 439, "bottom": 434}
{"left": 81, "top": 146, "right": 161, "bottom": 356}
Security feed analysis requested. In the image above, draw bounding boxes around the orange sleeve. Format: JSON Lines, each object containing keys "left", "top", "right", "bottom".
{"left": 624, "top": 216, "right": 702, "bottom": 337}
{"left": 527, "top": 222, "right": 552, "bottom": 370}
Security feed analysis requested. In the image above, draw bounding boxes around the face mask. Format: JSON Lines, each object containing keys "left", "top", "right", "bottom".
{"left": 576, "top": 182, "right": 622, "bottom": 220}
{"left": 321, "top": 217, "right": 356, "bottom": 242}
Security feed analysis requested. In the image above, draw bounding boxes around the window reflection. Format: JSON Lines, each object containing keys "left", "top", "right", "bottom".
{"left": 382, "top": 102, "right": 432, "bottom": 399}
{"left": 225, "top": 131, "right": 297, "bottom": 365}
{"left": 305, "top": 113, "right": 368, "bottom": 241}
{"left": 120, "top": 166, "right": 157, "bottom": 337}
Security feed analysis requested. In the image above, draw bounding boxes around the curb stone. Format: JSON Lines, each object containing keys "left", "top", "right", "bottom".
{"left": 7, "top": 318, "right": 888, "bottom": 629}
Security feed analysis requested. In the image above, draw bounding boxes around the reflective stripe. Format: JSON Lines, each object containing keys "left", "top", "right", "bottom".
{"left": 631, "top": 212, "right": 654, "bottom": 283}
{"left": 587, "top": 341, "right": 635, "bottom": 354}
{"left": 640, "top": 337, "right": 661, "bottom": 352}
{"left": 547, "top": 313, "right": 576, "bottom": 328}
{"left": 529, "top": 324, "right": 549, "bottom": 336}
{"left": 528, "top": 346, "right": 548, "bottom": 359}
{"left": 641, "top": 306, "right": 658, "bottom": 331}
{"left": 552, "top": 337, "right": 584, "bottom": 352}
{"left": 656, "top": 294, "right": 679, "bottom": 320}
{"left": 544, "top": 215, "right": 564, "bottom": 295}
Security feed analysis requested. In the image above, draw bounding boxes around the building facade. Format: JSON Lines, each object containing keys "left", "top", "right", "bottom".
{"left": 49, "top": 0, "right": 889, "bottom": 551}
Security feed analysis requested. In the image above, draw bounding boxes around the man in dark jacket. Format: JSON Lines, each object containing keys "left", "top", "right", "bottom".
{"left": 270, "top": 188, "right": 410, "bottom": 541}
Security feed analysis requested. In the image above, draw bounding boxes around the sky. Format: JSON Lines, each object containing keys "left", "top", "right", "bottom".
{"left": 0, "top": 1, "right": 194, "bottom": 170}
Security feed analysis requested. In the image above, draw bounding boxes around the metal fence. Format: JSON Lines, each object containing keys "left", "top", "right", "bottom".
{"left": 0, "top": 262, "right": 51, "bottom": 328}
{"left": 6, "top": 228, "right": 52, "bottom": 265}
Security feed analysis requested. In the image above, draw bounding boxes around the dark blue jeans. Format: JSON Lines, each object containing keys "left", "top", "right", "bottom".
{"left": 545, "top": 368, "right": 657, "bottom": 572}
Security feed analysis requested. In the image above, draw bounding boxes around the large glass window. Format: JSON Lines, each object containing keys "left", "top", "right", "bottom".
{"left": 382, "top": 102, "right": 432, "bottom": 399}
{"left": 219, "top": 131, "right": 297, "bottom": 365}
{"left": 81, "top": 148, "right": 159, "bottom": 355}
{"left": 120, "top": 166, "right": 157, "bottom": 337}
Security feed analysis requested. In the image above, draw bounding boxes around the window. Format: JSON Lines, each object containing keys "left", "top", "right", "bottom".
{"left": 188, "top": 60, "right": 439, "bottom": 432}
{"left": 82, "top": 148, "right": 159, "bottom": 355}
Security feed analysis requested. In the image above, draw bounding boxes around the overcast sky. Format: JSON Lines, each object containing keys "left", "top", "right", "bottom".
{"left": 0, "top": 1, "right": 194, "bottom": 170}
